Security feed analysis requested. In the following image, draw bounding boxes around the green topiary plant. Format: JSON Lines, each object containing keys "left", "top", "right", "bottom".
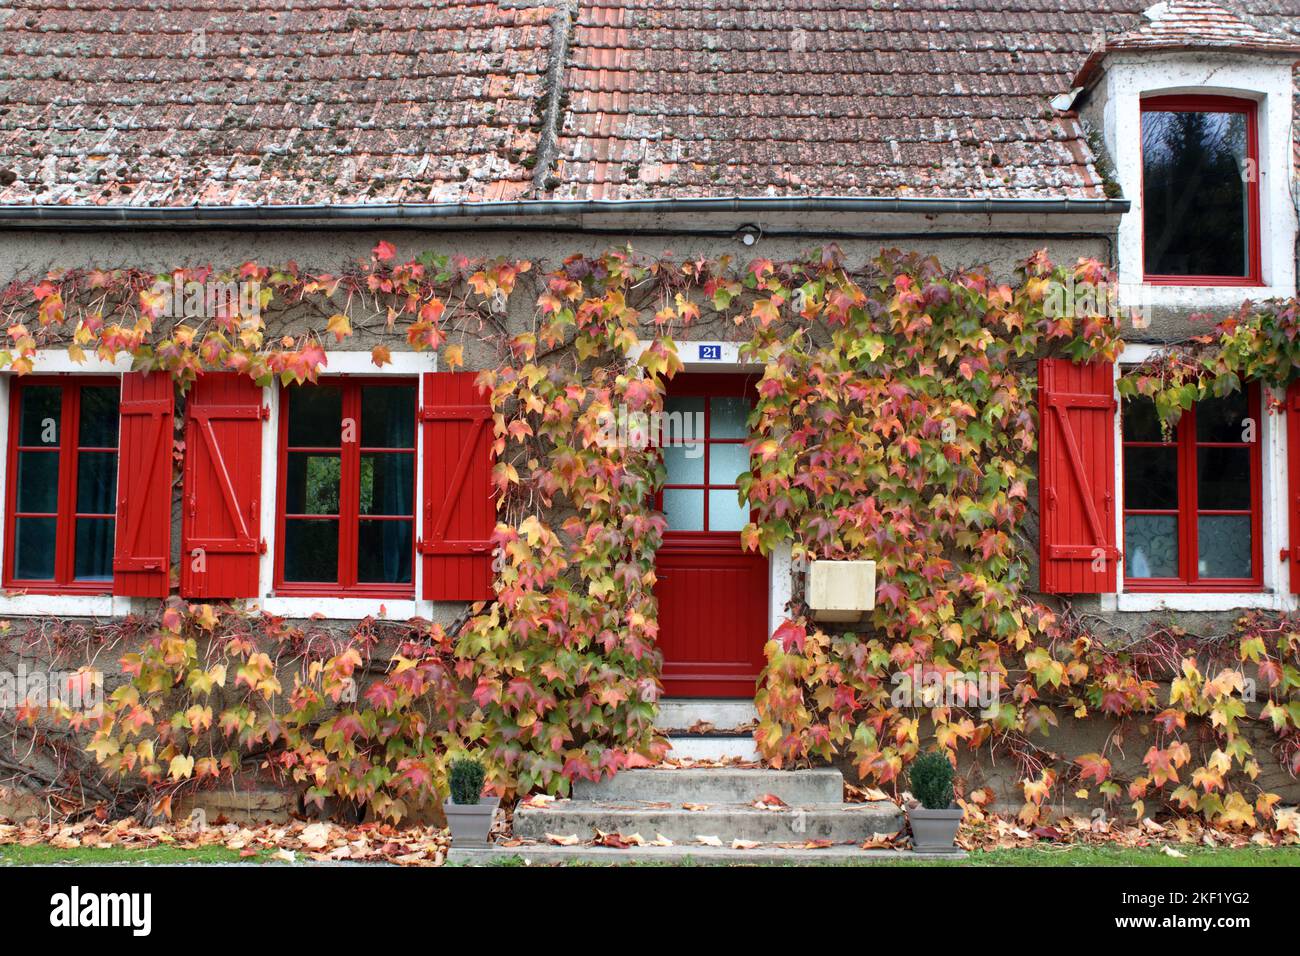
{"left": 448, "top": 757, "right": 487, "bottom": 806}
{"left": 909, "top": 751, "right": 955, "bottom": 810}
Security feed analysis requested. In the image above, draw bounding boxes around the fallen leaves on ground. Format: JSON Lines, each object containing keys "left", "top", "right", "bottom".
{"left": 0, "top": 816, "right": 450, "bottom": 866}
{"left": 751, "top": 793, "right": 788, "bottom": 810}
{"left": 957, "top": 803, "right": 1300, "bottom": 853}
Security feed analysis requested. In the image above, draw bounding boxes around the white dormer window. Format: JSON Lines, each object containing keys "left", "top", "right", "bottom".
{"left": 1140, "top": 94, "right": 1260, "bottom": 286}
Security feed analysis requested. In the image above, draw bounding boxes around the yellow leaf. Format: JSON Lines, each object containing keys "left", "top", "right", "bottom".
{"left": 169, "top": 754, "right": 195, "bottom": 781}
{"left": 444, "top": 344, "right": 464, "bottom": 368}
{"left": 326, "top": 313, "right": 352, "bottom": 342}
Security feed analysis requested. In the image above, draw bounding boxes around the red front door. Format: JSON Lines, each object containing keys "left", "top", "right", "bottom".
{"left": 654, "top": 373, "right": 768, "bottom": 698}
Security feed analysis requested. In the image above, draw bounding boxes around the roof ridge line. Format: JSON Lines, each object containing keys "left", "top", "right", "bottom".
{"left": 531, "top": 1, "right": 577, "bottom": 197}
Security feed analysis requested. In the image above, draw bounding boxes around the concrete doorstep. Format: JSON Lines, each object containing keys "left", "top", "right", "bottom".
{"left": 448, "top": 842, "right": 967, "bottom": 865}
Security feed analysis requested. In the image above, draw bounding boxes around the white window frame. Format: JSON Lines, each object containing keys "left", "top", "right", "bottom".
{"left": 1093, "top": 52, "right": 1298, "bottom": 310}
{"left": 254, "top": 350, "right": 438, "bottom": 620}
{"left": 0, "top": 351, "right": 135, "bottom": 617}
{"left": 1103, "top": 344, "right": 1296, "bottom": 613}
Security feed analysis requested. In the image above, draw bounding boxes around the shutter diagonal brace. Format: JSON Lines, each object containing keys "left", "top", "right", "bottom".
{"left": 190, "top": 405, "right": 260, "bottom": 550}
{"left": 113, "top": 398, "right": 170, "bottom": 572}
{"left": 420, "top": 405, "right": 492, "bottom": 555}
{"left": 1048, "top": 392, "right": 1120, "bottom": 559}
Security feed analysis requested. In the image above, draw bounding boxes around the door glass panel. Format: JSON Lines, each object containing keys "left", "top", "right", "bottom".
{"left": 283, "top": 519, "right": 339, "bottom": 581}
{"left": 709, "top": 397, "right": 749, "bottom": 439}
{"left": 76, "top": 451, "right": 118, "bottom": 513}
{"left": 662, "top": 397, "right": 705, "bottom": 448}
{"left": 286, "top": 385, "right": 342, "bottom": 446}
{"left": 710, "top": 443, "right": 749, "bottom": 484}
{"left": 1142, "top": 108, "right": 1249, "bottom": 277}
{"left": 357, "top": 519, "right": 413, "bottom": 583}
{"left": 78, "top": 386, "right": 120, "bottom": 447}
{"left": 285, "top": 453, "right": 340, "bottom": 514}
{"left": 1198, "top": 515, "right": 1251, "bottom": 578}
{"left": 13, "top": 517, "right": 56, "bottom": 580}
{"left": 662, "top": 444, "right": 704, "bottom": 484}
{"left": 16, "top": 452, "right": 58, "bottom": 512}
{"left": 19, "top": 386, "right": 61, "bottom": 446}
{"left": 74, "top": 518, "right": 115, "bottom": 580}
{"left": 663, "top": 488, "right": 704, "bottom": 531}
{"left": 708, "top": 488, "right": 748, "bottom": 532}
{"left": 1124, "top": 514, "right": 1178, "bottom": 578}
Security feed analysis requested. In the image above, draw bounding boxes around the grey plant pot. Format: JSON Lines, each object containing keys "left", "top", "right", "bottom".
{"left": 443, "top": 796, "right": 501, "bottom": 847}
{"left": 907, "top": 806, "right": 963, "bottom": 853}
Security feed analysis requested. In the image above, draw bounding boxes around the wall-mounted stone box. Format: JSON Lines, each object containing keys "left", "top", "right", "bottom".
{"left": 806, "top": 560, "right": 877, "bottom": 622}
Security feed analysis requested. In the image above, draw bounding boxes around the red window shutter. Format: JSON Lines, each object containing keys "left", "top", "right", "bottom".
{"left": 181, "top": 373, "right": 265, "bottom": 599}
{"left": 1038, "top": 359, "right": 1119, "bottom": 593}
{"left": 1289, "top": 380, "right": 1300, "bottom": 594}
{"left": 113, "top": 372, "right": 175, "bottom": 597}
{"left": 420, "top": 372, "right": 495, "bottom": 601}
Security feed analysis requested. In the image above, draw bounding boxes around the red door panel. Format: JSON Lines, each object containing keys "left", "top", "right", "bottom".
{"left": 655, "top": 373, "right": 767, "bottom": 699}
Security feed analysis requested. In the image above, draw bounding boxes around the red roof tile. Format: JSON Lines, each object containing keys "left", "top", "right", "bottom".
{"left": 0, "top": 0, "right": 556, "bottom": 205}
{"left": 0, "top": 0, "right": 1295, "bottom": 206}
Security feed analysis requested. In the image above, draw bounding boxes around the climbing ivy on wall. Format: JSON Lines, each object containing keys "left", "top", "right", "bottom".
{"left": 3, "top": 243, "right": 1299, "bottom": 832}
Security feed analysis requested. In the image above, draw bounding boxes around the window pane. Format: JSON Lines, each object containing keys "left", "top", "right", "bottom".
{"left": 1123, "top": 447, "right": 1178, "bottom": 509}
{"left": 1142, "top": 108, "right": 1249, "bottom": 277}
{"left": 662, "top": 488, "right": 704, "bottom": 531}
{"left": 16, "top": 451, "right": 58, "bottom": 513}
{"left": 1125, "top": 515, "right": 1178, "bottom": 578}
{"left": 18, "top": 386, "right": 61, "bottom": 446}
{"left": 1198, "top": 515, "right": 1251, "bottom": 578}
{"left": 73, "top": 518, "right": 115, "bottom": 580}
{"left": 283, "top": 519, "right": 339, "bottom": 582}
{"left": 1195, "top": 391, "right": 1250, "bottom": 443}
{"left": 663, "top": 444, "right": 704, "bottom": 484}
{"left": 13, "top": 517, "right": 56, "bottom": 579}
{"left": 285, "top": 453, "right": 339, "bottom": 514}
{"left": 361, "top": 385, "right": 416, "bottom": 448}
{"left": 359, "top": 452, "right": 414, "bottom": 516}
{"left": 78, "top": 386, "right": 120, "bottom": 447}
{"left": 1197, "top": 447, "right": 1250, "bottom": 510}
{"left": 286, "top": 385, "right": 342, "bottom": 446}
{"left": 1121, "top": 398, "right": 1165, "bottom": 443}
{"left": 709, "top": 443, "right": 749, "bottom": 485}
{"left": 76, "top": 451, "right": 118, "bottom": 513}
{"left": 708, "top": 488, "right": 748, "bottom": 531}
{"left": 663, "top": 397, "right": 705, "bottom": 448}
{"left": 357, "top": 519, "right": 413, "bottom": 584}
{"left": 709, "top": 397, "right": 750, "bottom": 439}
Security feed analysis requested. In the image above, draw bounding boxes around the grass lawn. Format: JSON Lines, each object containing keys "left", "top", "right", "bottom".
{"left": 0, "top": 844, "right": 269, "bottom": 866}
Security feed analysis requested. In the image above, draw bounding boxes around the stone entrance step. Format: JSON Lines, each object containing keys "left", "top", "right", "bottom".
{"left": 450, "top": 843, "right": 964, "bottom": 865}
{"left": 574, "top": 767, "right": 843, "bottom": 804}
{"left": 513, "top": 799, "right": 903, "bottom": 845}
{"left": 656, "top": 698, "right": 758, "bottom": 733}
{"left": 664, "top": 734, "right": 760, "bottom": 762}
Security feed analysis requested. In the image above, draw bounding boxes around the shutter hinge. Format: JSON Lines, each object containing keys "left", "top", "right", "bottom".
{"left": 1284, "top": 547, "right": 1300, "bottom": 562}
{"left": 259, "top": 538, "right": 268, "bottom": 555}
{"left": 261, "top": 405, "right": 270, "bottom": 420}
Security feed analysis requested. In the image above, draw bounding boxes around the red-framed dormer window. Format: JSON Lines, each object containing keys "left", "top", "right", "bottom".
{"left": 274, "top": 378, "right": 417, "bottom": 597}
{"left": 1140, "top": 94, "right": 1261, "bottom": 286}
{"left": 4, "top": 377, "right": 120, "bottom": 593}
{"left": 1121, "top": 385, "right": 1262, "bottom": 592}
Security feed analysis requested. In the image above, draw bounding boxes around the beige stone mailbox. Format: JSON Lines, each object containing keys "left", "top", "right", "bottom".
{"left": 807, "top": 560, "right": 877, "bottom": 622}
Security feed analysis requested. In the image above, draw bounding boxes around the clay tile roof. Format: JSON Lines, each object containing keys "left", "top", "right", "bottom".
{"left": 1074, "top": 0, "right": 1300, "bottom": 87}
{"left": 0, "top": 0, "right": 1295, "bottom": 207}
{"left": 0, "top": 0, "right": 556, "bottom": 206}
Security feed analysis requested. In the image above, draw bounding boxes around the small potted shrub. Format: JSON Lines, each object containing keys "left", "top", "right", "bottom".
{"left": 443, "top": 757, "right": 499, "bottom": 847}
{"left": 906, "top": 751, "right": 963, "bottom": 853}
